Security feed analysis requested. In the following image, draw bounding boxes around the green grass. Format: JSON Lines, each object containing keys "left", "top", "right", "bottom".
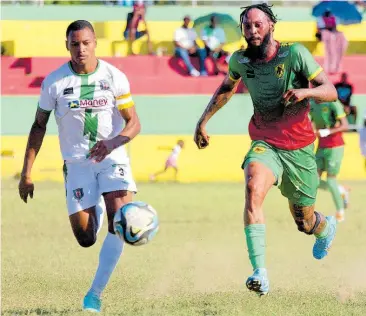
{"left": 2, "top": 180, "right": 366, "bottom": 316}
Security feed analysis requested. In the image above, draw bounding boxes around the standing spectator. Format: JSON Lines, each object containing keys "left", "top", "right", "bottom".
{"left": 359, "top": 114, "right": 366, "bottom": 171}
{"left": 123, "top": 3, "right": 153, "bottom": 55}
{"left": 316, "top": 10, "right": 348, "bottom": 74}
{"left": 201, "top": 15, "right": 229, "bottom": 75}
{"left": 335, "top": 73, "right": 357, "bottom": 129}
{"left": 174, "top": 15, "right": 208, "bottom": 77}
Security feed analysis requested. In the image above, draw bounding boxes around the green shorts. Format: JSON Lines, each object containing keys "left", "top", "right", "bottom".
{"left": 242, "top": 140, "right": 319, "bottom": 207}
{"left": 315, "top": 146, "right": 344, "bottom": 176}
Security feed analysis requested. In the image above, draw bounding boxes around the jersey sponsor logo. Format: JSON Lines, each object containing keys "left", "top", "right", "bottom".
{"left": 72, "top": 188, "right": 84, "bottom": 201}
{"left": 253, "top": 146, "right": 266, "bottom": 154}
{"left": 63, "top": 87, "right": 74, "bottom": 95}
{"left": 275, "top": 64, "right": 285, "bottom": 78}
{"left": 246, "top": 69, "right": 255, "bottom": 78}
{"left": 278, "top": 51, "right": 289, "bottom": 58}
{"left": 99, "top": 80, "right": 110, "bottom": 91}
{"left": 68, "top": 98, "right": 108, "bottom": 109}
{"left": 238, "top": 57, "right": 250, "bottom": 64}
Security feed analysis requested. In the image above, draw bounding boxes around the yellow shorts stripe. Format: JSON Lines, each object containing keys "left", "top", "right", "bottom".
{"left": 307, "top": 67, "right": 323, "bottom": 81}
{"left": 116, "top": 93, "right": 131, "bottom": 100}
{"left": 117, "top": 101, "right": 134, "bottom": 110}
{"left": 229, "top": 74, "right": 239, "bottom": 82}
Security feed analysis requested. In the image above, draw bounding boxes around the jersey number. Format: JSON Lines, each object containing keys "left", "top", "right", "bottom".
{"left": 83, "top": 109, "right": 98, "bottom": 149}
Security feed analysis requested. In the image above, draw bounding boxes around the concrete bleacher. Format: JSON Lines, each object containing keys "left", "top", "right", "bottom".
{"left": 2, "top": 55, "right": 366, "bottom": 95}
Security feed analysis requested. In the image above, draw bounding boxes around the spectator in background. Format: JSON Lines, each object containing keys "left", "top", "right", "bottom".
{"left": 123, "top": 3, "right": 154, "bottom": 55}
{"left": 174, "top": 16, "right": 208, "bottom": 77}
{"left": 316, "top": 9, "right": 348, "bottom": 74}
{"left": 201, "top": 15, "right": 229, "bottom": 75}
{"left": 335, "top": 73, "right": 357, "bottom": 130}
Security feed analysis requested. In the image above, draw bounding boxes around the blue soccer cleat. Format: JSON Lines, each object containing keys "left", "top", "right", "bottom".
{"left": 313, "top": 216, "right": 337, "bottom": 260}
{"left": 246, "top": 268, "right": 269, "bottom": 296}
{"left": 83, "top": 292, "right": 101, "bottom": 313}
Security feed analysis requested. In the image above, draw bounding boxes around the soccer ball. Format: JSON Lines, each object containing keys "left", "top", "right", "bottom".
{"left": 113, "top": 201, "right": 159, "bottom": 246}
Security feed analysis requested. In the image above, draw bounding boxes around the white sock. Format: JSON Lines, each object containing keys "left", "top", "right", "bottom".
{"left": 88, "top": 233, "right": 124, "bottom": 298}
{"left": 95, "top": 198, "right": 105, "bottom": 235}
{"left": 337, "top": 209, "right": 345, "bottom": 214}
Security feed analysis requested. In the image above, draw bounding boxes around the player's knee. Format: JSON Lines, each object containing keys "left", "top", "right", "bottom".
{"left": 74, "top": 231, "right": 96, "bottom": 248}
{"left": 246, "top": 180, "right": 265, "bottom": 205}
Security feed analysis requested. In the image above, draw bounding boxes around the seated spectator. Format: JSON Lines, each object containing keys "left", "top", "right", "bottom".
{"left": 335, "top": 73, "right": 358, "bottom": 130}
{"left": 201, "top": 15, "right": 229, "bottom": 75}
{"left": 174, "top": 15, "right": 208, "bottom": 77}
{"left": 123, "top": 3, "right": 153, "bottom": 55}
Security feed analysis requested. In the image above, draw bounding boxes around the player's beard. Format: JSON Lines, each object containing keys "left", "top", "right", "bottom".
{"left": 244, "top": 31, "right": 271, "bottom": 60}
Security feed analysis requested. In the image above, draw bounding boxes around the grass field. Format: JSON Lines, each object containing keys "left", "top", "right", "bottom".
{"left": 2, "top": 179, "right": 366, "bottom": 316}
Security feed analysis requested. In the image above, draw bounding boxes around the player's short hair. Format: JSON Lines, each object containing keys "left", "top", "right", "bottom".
{"left": 66, "top": 20, "right": 95, "bottom": 38}
{"left": 239, "top": 3, "right": 278, "bottom": 25}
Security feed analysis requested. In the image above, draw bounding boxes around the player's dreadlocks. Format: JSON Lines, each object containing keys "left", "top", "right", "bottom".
{"left": 239, "top": 3, "right": 278, "bottom": 25}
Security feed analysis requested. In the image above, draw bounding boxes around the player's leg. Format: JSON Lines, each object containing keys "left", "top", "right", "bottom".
{"left": 150, "top": 165, "right": 168, "bottom": 181}
{"left": 278, "top": 144, "right": 337, "bottom": 260}
{"left": 64, "top": 161, "right": 100, "bottom": 247}
{"left": 242, "top": 141, "right": 282, "bottom": 295}
{"left": 84, "top": 154, "right": 137, "bottom": 312}
{"left": 173, "top": 166, "right": 178, "bottom": 181}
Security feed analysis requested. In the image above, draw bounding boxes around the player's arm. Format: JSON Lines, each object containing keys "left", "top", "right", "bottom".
{"left": 194, "top": 74, "right": 240, "bottom": 149}
{"left": 308, "top": 71, "right": 338, "bottom": 103}
{"left": 19, "top": 108, "right": 51, "bottom": 203}
{"left": 117, "top": 105, "right": 141, "bottom": 145}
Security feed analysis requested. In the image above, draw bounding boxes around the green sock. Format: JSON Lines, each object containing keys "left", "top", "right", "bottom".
{"left": 327, "top": 177, "right": 344, "bottom": 211}
{"left": 315, "top": 219, "right": 329, "bottom": 239}
{"left": 245, "top": 224, "right": 266, "bottom": 270}
{"left": 318, "top": 179, "right": 328, "bottom": 190}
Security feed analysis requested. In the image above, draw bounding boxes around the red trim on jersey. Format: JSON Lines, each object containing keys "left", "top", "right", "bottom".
{"left": 318, "top": 132, "right": 344, "bottom": 148}
{"left": 248, "top": 105, "right": 316, "bottom": 150}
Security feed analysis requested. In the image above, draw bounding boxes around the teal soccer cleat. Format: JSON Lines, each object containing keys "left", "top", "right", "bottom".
{"left": 246, "top": 268, "right": 269, "bottom": 296}
{"left": 83, "top": 292, "right": 101, "bottom": 313}
{"left": 313, "top": 216, "right": 337, "bottom": 260}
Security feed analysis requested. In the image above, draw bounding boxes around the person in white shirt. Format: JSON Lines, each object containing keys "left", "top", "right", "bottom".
{"left": 201, "top": 15, "right": 229, "bottom": 75}
{"left": 174, "top": 15, "right": 208, "bottom": 77}
{"left": 18, "top": 20, "right": 141, "bottom": 313}
{"left": 150, "top": 140, "right": 184, "bottom": 182}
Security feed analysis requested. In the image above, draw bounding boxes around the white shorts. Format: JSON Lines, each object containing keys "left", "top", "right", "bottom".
{"left": 63, "top": 151, "right": 137, "bottom": 216}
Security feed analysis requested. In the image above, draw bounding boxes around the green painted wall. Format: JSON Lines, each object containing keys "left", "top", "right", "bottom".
{"left": 2, "top": 95, "right": 366, "bottom": 136}
{"left": 1, "top": 4, "right": 315, "bottom": 21}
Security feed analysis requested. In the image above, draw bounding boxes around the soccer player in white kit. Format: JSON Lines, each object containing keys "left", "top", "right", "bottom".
{"left": 18, "top": 20, "right": 140, "bottom": 313}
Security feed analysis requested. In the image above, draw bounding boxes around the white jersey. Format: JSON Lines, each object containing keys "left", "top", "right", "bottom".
{"left": 168, "top": 145, "right": 182, "bottom": 160}
{"left": 38, "top": 59, "right": 134, "bottom": 162}
{"left": 359, "top": 127, "right": 366, "bottom": 157}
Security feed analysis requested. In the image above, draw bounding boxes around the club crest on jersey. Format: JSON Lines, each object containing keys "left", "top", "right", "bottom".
{"left": 275, "top": 64, "right": 285, "bottom": 78}
{"left": 253, "top": 146, "right": 266, "bottom": 154}
{"left": 99, "top": 80, "right": 110, "bottom": 91}
{"left": 322, "top": 107, "right": 329, "bottom": 113}
{"left": 73, "top": 188, "right": 84, "bottom": 201}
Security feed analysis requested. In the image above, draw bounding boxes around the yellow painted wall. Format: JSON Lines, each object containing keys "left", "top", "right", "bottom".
{"left": 2, "top": 134, "right": 365, "bottom": 183}
{"left": 1, "top": 20, "right": 365, "bottom": 57}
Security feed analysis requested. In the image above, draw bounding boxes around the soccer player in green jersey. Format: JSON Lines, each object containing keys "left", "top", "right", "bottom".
{"left": 194, "top": 4, "right": 339, "bottom": 296}
{"left": 309, "top": 100, "right": 349, "bottom": 222}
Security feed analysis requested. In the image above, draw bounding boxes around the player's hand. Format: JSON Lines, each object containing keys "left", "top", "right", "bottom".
{"left": 283, "top": 89, "right": 310, "bottom": 105}
{"left": 318, "top": 129, "right": 331, "bottom": 138}
{"left": 89, "top": 139, "right": 115, "bottom": 162}
{"left": 194, "top": 124, "right": 210, "bottom": 149}
{"left": 18, "top": 175, "right": 34, "bottom": 203}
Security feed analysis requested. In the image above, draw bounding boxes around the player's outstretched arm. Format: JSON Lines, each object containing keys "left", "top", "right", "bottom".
{"left": 89, "top": 106, "right": 141, "bottom": 162}
{"left": 194, "top": 75, "right": 239, "bottom": 149}
{"left": 19, "top": 109, "right": 51, "bottom": 203}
